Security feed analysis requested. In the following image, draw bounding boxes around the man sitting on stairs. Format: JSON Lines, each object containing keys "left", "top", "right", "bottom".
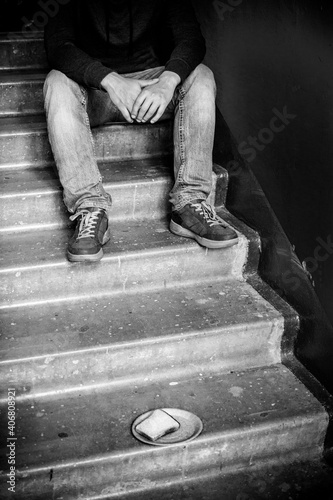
{"left": 43, "top": 0, "right": 238, "bottom": 262}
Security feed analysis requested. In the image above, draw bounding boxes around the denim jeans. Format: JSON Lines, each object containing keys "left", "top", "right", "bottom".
{"left": 43, "top": 64, "right": 216, "bottom": 214}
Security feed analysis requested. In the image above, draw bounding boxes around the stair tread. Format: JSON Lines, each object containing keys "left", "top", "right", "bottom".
{"left": 0, "top": 156, "right": 184, "bottom": 232}
{"left": 0, "top": 71, "right": 47, "bottom": 83}
{"left": 0, "top": 32, "right": 44, "bottom": 41}
{"left": 0, "top": 364, "right": 326, "bottom": 473}
{"left": 0, "top": 115, "right": 174, "bottom": 168}
{"left": 0, "top": 157, "right": 173, "bottom": 196}
{"left": 0, "top": 279, "right": 282, "bottom": 361}
{"left": 0, "top": 115, "right": 169, "bottom": 135}
{"left": 77, "top": 458, "right": 333, "bottom": 500}
{"left": 0, "top": 213, "right": 242, "bottom": 271}
{"left": 0, "top": 212, "right": 247, "bottom": 310}
{"left": 0, "top": 33, "right": 47, "bottom": 73}
{"left": 0, "top": 71, "right": 46, "bottom": 118}
{"left": 0, "top": 114, "right": 47, "bottom": 134}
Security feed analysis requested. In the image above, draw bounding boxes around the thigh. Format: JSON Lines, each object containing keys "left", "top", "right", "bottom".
{"left": 121, "top": 66, "right": 165, "bottom": 80}
{"left": 86, "top": 87, "right": 123, "bottom": 127}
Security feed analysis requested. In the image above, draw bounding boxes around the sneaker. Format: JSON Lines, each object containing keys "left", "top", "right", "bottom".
{"left": 170, "top": 200, "right": 238, "bottom": 249}
{"left": 67, "top": 207, "right": 110, "bottom": 262}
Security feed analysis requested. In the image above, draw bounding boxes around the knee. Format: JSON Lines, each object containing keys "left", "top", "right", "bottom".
{"left": 43, "top": 70, "right": 84, "bottom": 116}
{"left": 195, "top": 64, "right": 216, "bottom": 90}
{"left": 43, "top": 69, "right": 83, "bottom": 103}
{"left": 43, "top": 70, "right": 67, "bottom": 98}
{"left": 189, "top": 64, "right": 217, "bottom": 97}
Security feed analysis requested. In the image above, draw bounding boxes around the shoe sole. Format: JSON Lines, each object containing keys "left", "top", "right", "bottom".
{"left": 67, "top": 227, "right": 111, "bottom": 263}
{"left": 169, "top": 219, "right": 239, "bottom": 249}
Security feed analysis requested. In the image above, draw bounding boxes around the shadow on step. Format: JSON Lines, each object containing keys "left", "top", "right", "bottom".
{"left": 213, "top": 107, "right": 333, "bottom": 459}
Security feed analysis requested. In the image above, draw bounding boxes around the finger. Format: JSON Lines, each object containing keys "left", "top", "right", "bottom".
{"left": 115, "top": 100, "right": 133, "bottom": 123}
{"left": 150, "top": 103, "right": 167, "bottom": 124}
{"left": 121, "top": 108, "right": 134, "bottom": 123}
{"left": 131, "top": 92, "right": 149, "bottom": 119}
{"left": 141, "top": 101, "right": 160, "bottom": 123}
{"left": 107, "top": 91, "right": 133, "bottom": 123}
{"left": 136, "top": 98, "right": 154, "bottom": 122}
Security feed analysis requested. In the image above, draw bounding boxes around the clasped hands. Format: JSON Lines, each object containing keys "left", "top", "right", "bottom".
{"left": 101, "top": 70, "right": 180, "bottom": 124}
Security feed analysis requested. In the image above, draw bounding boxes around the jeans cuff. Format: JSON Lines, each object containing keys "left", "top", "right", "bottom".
{"left": 171, "top": 195, "right": 207, "bottom": 212}
{"left": 75, "top": 199, "right": 112, "bottom": 214}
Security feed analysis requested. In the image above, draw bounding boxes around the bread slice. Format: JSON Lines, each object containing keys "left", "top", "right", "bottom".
{"left": 135, "top": 409, "right": 180, "bottom": 441}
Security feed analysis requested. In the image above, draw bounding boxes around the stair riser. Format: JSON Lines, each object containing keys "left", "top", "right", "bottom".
{"left": 0, "top": 127, "right": 53, "bottom": 167}
{"left": 0, "top": 122, "right": 173, "bottom": 168}
{"left": 0, "top": 238, "right": 247, "bottom": 307}
{"left": 0, "top": 171, "right": 220, "bottom": 233}
{"left": 0, "top": 179, "right": 172, "bottom": 232}
{"left": 0, "top": 38, "right": 47, "bottom": 71}
{"left": 0, "top": 320, "right": 283, "bottom": 399}
{"left": 0, "top": 80, "right": 44, "bottom": 116}
{"left": 9, "top": 417, "right": 326, "bottom": 500}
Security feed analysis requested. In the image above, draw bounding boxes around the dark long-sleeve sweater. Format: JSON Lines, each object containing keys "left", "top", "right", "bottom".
{"left": 44, "top": 0, "right": 206, "bottom": 89}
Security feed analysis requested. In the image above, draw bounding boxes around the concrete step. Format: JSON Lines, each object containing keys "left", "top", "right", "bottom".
{"left": 0, "top": 280, "right": 284, "bottom": 399}
{"left": 61, "top": 459, "right": 333, "bottom": 500}
{"left": 0, "top": 71, "right": 46, "bottom": 116}
{"left": 0, "top": 157, "right": 225, "bottom": 233}
{"left": 0, "top": 211, "right": 246, "bottom": 309}
{"left": 0, "top": 158, "right": 175, "bottom": 232}
{"left": 98, "top": 459, "right": 333, "bottom": 500}
{"left": 0, "top": 116, "right": 173, "bottom": 168}
{"left": 0, "top": 32, "right": 47, "bottom": 71}
{"left": 0, "top": 364, "right": 327, "bottom": 499}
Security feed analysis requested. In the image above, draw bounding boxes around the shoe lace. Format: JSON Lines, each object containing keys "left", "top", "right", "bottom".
{"left": 70, "top": 209, "right": 103, "bottom": 240}
{"left": 191, "top": 201, "right": 225, "bottom": 227}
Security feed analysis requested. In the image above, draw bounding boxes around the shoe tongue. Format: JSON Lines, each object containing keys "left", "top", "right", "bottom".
{"left": 191, "top": 199, "right": 205, "bottom": 205}
{"left": 86, "top": 207, "right": 104, "bottom": 213}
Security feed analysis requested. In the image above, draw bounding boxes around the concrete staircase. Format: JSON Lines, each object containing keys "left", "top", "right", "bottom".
{"left": 0, "top": 31, "right": 330, "bottom": 500}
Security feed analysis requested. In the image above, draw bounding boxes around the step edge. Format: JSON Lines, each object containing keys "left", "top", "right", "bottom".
{"left": 0, "top": 175, "right": 169, "bottom": 199}
{"left": 0, "top": 240, "right": 213, "bottom": 273}
{"left": 0, "top": 227, "right": 245, "bottom": 273}
{"left": 6, "top": 410, "right": 327, "bottom": 476}
{"left": 0, "top": 32, "right": 44, "bottom": 40}
{"left": 0, "top": 274, "right": 233, "bottom": 312}
{"left": 0, "top": 73, "right": 47, "bottom": 83}
{"left": 0, "top": 151, "right": 172, "bottom": 171}
{"left": 0, "top": 317, "right": 283, "bottom": 366}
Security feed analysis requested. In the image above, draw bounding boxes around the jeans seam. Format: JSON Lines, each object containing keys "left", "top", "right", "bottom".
{"left": 80, "top": 87, "right": 103, "bottom": 191}
{"left": 173, "top": 87, "right": 199, "bottom": 211}
{"left": 175, "top": 87, "right": 186, "bottom": 205}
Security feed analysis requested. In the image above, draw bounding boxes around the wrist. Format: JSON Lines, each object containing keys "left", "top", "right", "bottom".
{"left": 159, "top": 71, "right": 181, "bottom": 89}
{"left": 101, "top": 72, "right": 122, "bottom": 90}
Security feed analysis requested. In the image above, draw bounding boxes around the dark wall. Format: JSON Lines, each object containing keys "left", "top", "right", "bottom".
{"left": 193, "top": 0, "right": 333, "bottom": 324}
{"left": 0, "top": 1, "right": 38, "bottom": 31}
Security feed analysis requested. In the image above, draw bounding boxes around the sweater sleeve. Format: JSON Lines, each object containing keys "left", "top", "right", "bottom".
{"left": 164, "top": 0, "right": 206, "bottom": 83}
{"left": 44, "top": 2, "right": 111, "bottom": 88}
